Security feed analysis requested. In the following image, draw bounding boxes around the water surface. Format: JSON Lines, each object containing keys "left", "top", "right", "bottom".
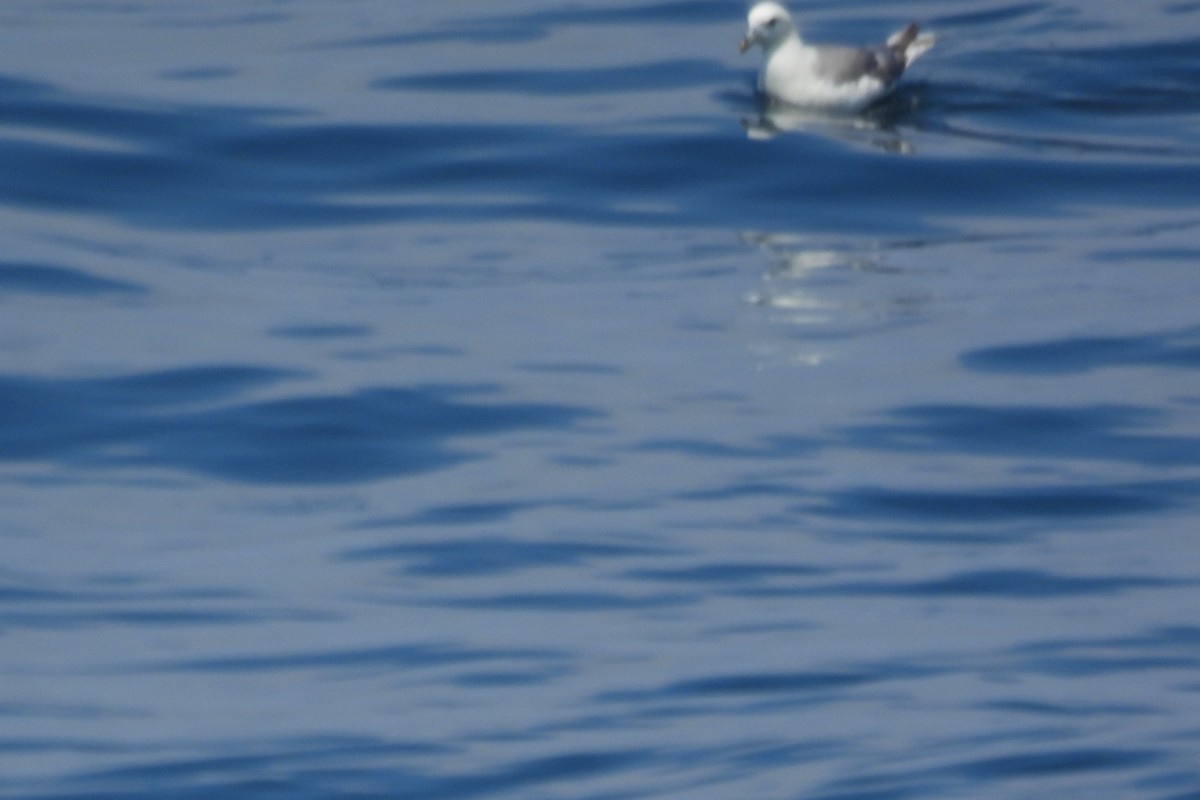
{"left": 2, "top": 1, "right": 1200, "bottom": 798}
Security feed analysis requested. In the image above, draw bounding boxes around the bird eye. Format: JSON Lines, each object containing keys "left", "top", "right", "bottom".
{"left": 765, "top": 17, "right": 779, "bottom": 28}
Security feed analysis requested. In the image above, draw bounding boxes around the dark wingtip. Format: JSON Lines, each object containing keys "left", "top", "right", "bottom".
{"left": 888, "top": 21, "right": 920, "bottom": 51}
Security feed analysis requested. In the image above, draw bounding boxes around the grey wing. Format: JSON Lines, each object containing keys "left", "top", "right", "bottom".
{"left": 813, "top": 44, "right": 906, "bottom": 85}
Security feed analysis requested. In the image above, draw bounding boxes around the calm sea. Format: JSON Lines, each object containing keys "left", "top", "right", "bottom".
{"left": 3, "top": 1, "right": 1200, "bottom": 798}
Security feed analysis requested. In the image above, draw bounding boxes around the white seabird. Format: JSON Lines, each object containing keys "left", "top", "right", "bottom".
{"left": 739, "top": 0, "right": 935, "bottom": 111}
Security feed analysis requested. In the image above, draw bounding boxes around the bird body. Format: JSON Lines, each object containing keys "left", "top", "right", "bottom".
{"left": 739, "top": 1, "right": 934, "bottom": 111}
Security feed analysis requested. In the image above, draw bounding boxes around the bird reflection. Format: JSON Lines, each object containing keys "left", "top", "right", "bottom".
{"left": 741, "top": 231, "right": 934, "bottom": 367}
{"left": 741, "top": 88, "right": 927, "bottom": 153}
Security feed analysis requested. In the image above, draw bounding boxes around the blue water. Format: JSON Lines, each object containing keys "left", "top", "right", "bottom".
{"left": 2, "top": 1, "right": 1200, "bottom": 798}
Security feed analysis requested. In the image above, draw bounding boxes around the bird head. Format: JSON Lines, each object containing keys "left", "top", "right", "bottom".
{"left": 740, "top": 1, "right": 794, "bottom": 54}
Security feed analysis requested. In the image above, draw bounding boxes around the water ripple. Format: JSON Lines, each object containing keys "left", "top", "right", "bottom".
{"left": 957, "top": 747, "right": 1157, "bottom": 779}
{"left": 842, "top": 404, "right": 1200, "bottom": 466}
{"left": 814, "top": 481, "right": 1194, "bottom": 522}
{"left": 788, "top": 569, "right": 1189, "bottom": 599}
{"left": 0, "top": 261, "right": 146, "bottom": 296}
{"left": 160, "top": 642, "right": 563, "bottom": 675}
{"left": 0, "top": 367, "right": 597, "bottom": 484}
{"left": 345, "top": 536, "right": 660, "bottom": 577}
{"left": 374, "top": 59, "right": 730, "bottom": 95}
{"left": 963, "top": 326, "right": 1200, "bottom": 374}
{"left": 5, "top": 2, "right": 1200, "bottom": 798}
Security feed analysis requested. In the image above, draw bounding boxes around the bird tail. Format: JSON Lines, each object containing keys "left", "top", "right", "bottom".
{"left": 887, "top": 22, "right": 935, "bottom": 65}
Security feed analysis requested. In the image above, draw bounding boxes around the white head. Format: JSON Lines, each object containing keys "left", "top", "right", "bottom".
{"left": 739, "top": 1, "right": 796, "bottom": 54}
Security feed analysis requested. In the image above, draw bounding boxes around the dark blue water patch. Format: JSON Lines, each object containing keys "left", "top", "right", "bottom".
{"left": 920, "top": 39, "right": 1200, "bottom": 157}
{"left": 703, "top": 740, "right": 841, "bottom": 775}
{"left": 627, "top": 130, "right": 1200, "bottom": 230}
{"left": 0, "top": 608, "right": 289, "bottom": 632}
{"left": 267, "top": 324, "right": 372, "bottom": 339}
{"left": 516, "top": 362, "right": 623, "bottom": 375}
{"left": 412, "top": 749, "right": 649, "bottom": 800}
{"left": 0, "top": 73, "right": 256, "bottom": 154}
{"left": 356, "top": 501, "right": 536, "bottom": 527}
{"left": 778, "top": 568, "right": 1190, "bottom": 600}
{"left": 813, "top": 479, "right": 1194, "bottom": 523}
{"left": 981, "top": 699, "right": 1153, "bottom": 717}
{"left": 917, "top": 104, "right": 1192, "bottom": 159}
{"left": 956, "top": 747, "right": 1157, "bottom": 779}
{"left": 830, "top": 525, "right": 1040, "bottom": 547}
{"left": 0, "top": 132, "right": 396, "bottom": 230}
{"left": 674, "top": 481, "right": 805, "bottom": 502}
{"left": 962, "top": 327, "right": 1200, "bottom": 374}
{"left": 0, "top": 366, "right": 597, "bottom": 484}
{"left": 1045, "top": 38, "right": 1200, "bottom": 111}
{"left": 1159, "top": 788, "right": 1200, "bottom": 800}
{"left": 0, "top": 584, "right": 83, "bottom": 604}
{"left": 621, "top": 562, "right": 828, "bottom": 584}
{"left": 670, "top": 671, "right": 873, "bottom": 696}
{"left": 0, "top": 365, "right": 283, "bottom": 455}
{"left": 806, "top": 786, "right": 930, "bottom": 800}
{"left": 159, "top": 67, "right": 240, "bottom": 81}
{"left": 436, "top": 590, "right": 692, "bottom": 612}
{"left": 840, "top": 404, "right": 1200, "bottom": 467}
{"left": 942, "top": 32, "right": 1200, "bottom": 102}
{"left": 1012, "top": 626, "right": 1200, "bottom": 678}
{"left": 812, "top": 745, "right": 1159, "bottom": 800}
{"left": 7, "top": 70, "right": 1199, "bottom": 235}
{"left": 1123, "top": 625, "right": 1200, "bottom": 648}
{"left": 599, "top": 665, "right": 921, "bottom": 707}
{"left": 348, "top": 497, "right": 658, "bottom": 532}
{"left": 81, "top": 365, "right": 295, "bottom": 408}
{"left": 636, "top": 434, "right": 821, "bottom": 459}
{"left": 160, "top": 642, "right": 563, "bottom": 674}
{"left": 1024, "top": 653, "right": 1200, "bottom": 678}
{"left": 206, "top": 122, "right": 474, "bottom": 177}
{"left": 343, "top": 536, "right": 660, "bottom": 577}
{"left": 0, "top": 573, "right": 311, "bottom": 632}
{"left": 0, "top": 77, "right": 392, "bottom": 229}
{"left": 455, "top": 749, "right": 651, "bottom": 796}
{"left": 0, "top": 74, "right": 54, "bottom": 102}
{"left": 24, "top": 737, "right": 456, "bottom": 800}
{"left": 0, "top": 262, "right": 146, "bottom": 296}
{"left": 374, "top": 59, "right": 730, "bottom": 94}
{"left": 26, "top": 742, "right": 652, "bottom": 800}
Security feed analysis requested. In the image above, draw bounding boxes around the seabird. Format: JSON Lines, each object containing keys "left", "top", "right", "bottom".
{"left": 739, "top": 1, "right": 935, "bottom": 111}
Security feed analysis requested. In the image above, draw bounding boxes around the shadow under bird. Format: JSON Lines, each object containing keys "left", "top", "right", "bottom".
{"left": 739, "top": 0, "right": 935, "bottom": 111}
